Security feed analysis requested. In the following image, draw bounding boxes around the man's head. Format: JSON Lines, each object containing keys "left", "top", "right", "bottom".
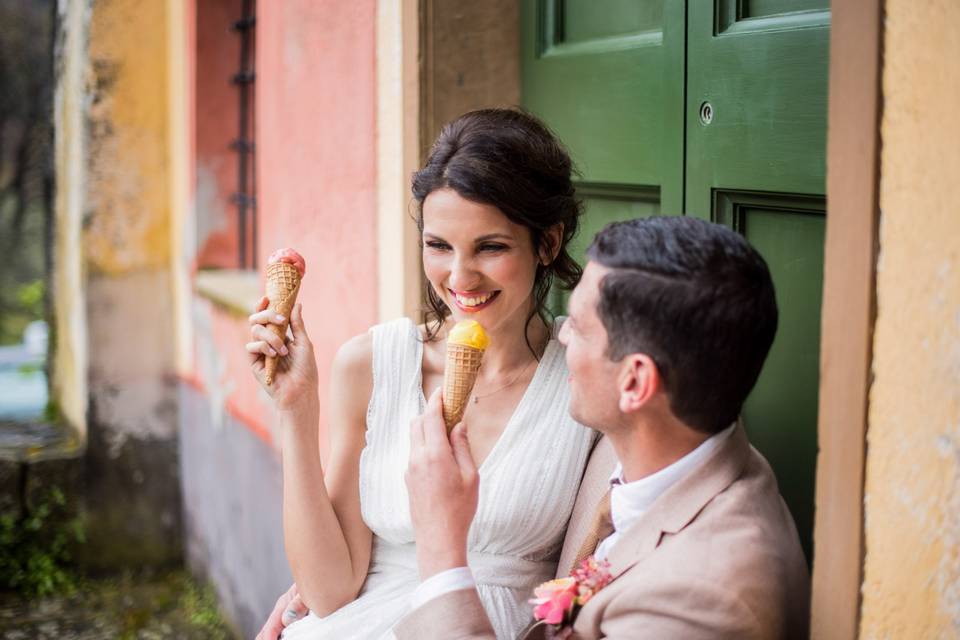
{"left": 559, "top": 216, "right": 778, "bottom": 435}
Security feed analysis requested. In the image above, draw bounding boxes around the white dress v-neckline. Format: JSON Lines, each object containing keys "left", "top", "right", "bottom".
{"left": 414, "top": 326, "right": 559, "bottom": 475}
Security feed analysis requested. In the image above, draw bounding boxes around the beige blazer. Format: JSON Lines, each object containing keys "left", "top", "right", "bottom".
{"left": 394, "top": 425, "right": 810, "bottom": 639}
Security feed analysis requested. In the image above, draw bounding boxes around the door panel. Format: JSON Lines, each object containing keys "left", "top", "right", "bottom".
{"left": 688, "top": 3, "right": 829, "bottom": 560}
{"left": 521, "top": 0, "right": 685, "bottom": 214}
{"left": 715, "top": 192, "right": 825, "bottom": 559}
{"left": 549, "top": 185, "right": 660, "bottom": 312}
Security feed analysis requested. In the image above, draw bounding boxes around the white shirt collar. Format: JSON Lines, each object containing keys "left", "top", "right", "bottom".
{"left": 607, "top": 423, "right": 736, "bottom": 536}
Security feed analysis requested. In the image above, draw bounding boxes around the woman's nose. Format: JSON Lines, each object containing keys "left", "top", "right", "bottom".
{"left": 448, "top": 255, "right": 479, "bottom": 290}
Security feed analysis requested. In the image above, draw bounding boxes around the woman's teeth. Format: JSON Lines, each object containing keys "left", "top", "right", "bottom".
{"left": 455, "top": 292, "right": 494, "bottom": 307}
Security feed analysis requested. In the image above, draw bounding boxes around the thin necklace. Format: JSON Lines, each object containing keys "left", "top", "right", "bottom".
{"left": 471, "top": 333, "right": 550, "bottom": 403}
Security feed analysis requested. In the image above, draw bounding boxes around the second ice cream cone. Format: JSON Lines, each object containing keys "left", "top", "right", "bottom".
{"left": 264, "top": 260, "right": 302, "bottom": 385}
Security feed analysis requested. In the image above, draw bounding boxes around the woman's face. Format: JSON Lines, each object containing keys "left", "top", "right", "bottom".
{"left": 422, "top": 187, "right": 540, "bottom": 335}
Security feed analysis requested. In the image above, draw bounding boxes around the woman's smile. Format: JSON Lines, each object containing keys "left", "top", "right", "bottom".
{"left": 449, "top": 289, "right": 501, "bottom": 312}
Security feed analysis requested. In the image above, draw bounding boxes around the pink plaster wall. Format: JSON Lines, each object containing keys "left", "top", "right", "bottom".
{"left": 195, "top": 0, "right": 243, "bottom": 268}
{"left": 255, "top": 1, "right": 378, "bottom": 457}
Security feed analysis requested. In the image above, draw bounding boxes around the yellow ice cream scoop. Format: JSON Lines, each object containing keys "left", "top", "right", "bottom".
{"left": 446, "top": 320, "right": 490, "bottom": 351}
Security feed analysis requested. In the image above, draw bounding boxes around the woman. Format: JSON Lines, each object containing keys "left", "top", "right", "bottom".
{"left": 247, "top": 109, "right": 596, "bottom": 639}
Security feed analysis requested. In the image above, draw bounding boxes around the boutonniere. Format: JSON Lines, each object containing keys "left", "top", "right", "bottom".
{"left": 530, "top": 557, "right": 612, "bottom": 637}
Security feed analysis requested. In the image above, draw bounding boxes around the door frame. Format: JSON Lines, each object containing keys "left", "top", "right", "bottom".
{"left": 811, "top": 0, "right": 882, "bottom": 636}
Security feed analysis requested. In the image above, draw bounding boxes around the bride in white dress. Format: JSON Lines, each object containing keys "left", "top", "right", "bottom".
{"left": 247, "top": 109, "right": 596, "bottom": 639}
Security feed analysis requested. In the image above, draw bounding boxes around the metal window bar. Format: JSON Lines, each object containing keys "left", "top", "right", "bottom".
{"left": 232, "top": 0, "right": 256, "bottom": 269}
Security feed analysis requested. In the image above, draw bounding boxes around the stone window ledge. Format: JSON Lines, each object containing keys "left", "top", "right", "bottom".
{"left": 195, "top": 269, "right": 261, "bottom": 318}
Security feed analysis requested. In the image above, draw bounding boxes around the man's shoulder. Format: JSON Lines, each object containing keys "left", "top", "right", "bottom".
{"left": 623, "top": 445, "right": 809, "bottom": 635}
{"left": 671, "top": 444, "right": 808, "bottom": 576}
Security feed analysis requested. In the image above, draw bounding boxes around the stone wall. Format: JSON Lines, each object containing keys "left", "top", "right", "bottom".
{"left": 859, "top": 0, "right": 960, "bottom": 636}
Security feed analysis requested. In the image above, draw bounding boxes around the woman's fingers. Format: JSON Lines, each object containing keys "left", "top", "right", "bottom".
{"left": 251, "top": 324, "right": 289, "bottom": 355}
{"left": 249, "top": 307, "right": 287, "bottom": 327}
{"left": 282, "top": 593, "right": 309, "bottom": 627}
{"left": 246, "top": 340, "right": 278, "bottom": 359}
{"left": 288, "top": 304, "right": 310, "bottom": 346}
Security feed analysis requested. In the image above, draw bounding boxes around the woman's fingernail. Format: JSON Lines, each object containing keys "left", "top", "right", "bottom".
{"left": 269, "top": 349, "right": 277, "bottom": 356}
{"left": 276, "top": 314, "right": 285, "bottom": 322}
{"left": 281, "top": 346, "right": 289, "bottom": 356}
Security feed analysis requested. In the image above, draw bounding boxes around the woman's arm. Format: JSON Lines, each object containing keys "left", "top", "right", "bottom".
{"left": 247, "top": 300, "right": 374, "bottom": 615}
{"left": 282, "top": 328, "right": 374, "bottom": 614}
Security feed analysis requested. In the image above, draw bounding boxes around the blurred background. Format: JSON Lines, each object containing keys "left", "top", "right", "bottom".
{"left": 0, "top": 1, "right": 957, "bottom": 638}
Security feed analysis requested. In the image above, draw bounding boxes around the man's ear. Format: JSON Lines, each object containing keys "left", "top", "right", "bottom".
{"left": 540, "top": 223, "right": 564, "bottom": 265}
{"left": 618, "top": 354, "right": 660, "bottom": 413}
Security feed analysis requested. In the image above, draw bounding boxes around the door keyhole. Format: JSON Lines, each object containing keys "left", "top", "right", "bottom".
{"left": 699, "top": 101, "right": 714, "bottom": 125}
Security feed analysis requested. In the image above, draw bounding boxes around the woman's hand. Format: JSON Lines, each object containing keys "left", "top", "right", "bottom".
{"left": 247, "top": 297, "right": 319, "bottom": 412}
{"left": 256, "top": 582, "right": 309, "bottom": 640}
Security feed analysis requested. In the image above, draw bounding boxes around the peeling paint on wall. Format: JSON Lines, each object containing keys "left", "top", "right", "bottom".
{"left": 85, "top": 0, "right": 171, "bottom": 275}
{"left": 860, "top": 0, "right": 960, "bottom": 636}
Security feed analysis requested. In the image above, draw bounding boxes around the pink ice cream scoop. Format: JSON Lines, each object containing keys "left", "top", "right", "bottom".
{"left": 267, "top": 247, "right": 306, "bottom": 277}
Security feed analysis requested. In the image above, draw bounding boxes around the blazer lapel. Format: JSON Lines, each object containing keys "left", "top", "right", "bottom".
{"left": 601, "top": 423, "right": 751, "bottom": 582}
{"left": 557, "top": 437, "right": 618, "bottom": 577}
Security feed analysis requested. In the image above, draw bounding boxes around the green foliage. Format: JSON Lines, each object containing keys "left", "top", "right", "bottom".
{"left": 0, "top": 279, "right": 46, "bottom": 346}
{"left": 17, "top": 280, "right": 44, "bottom": 315}
{"left": 43, "top": 398, "right": 61, "bottom": 424}
{"left": 180, "top": 578, "right": 233, "bottom": 640}
{"left": 0, "top": 486, "right": 85, "bottom": 597}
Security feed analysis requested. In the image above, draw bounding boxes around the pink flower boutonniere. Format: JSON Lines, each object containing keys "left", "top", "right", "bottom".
{"left": 530, "top": 557, "right": 612, "bottom": 636}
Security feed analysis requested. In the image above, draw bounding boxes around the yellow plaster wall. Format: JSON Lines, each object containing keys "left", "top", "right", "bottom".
{"left": 85, "top": 0, "right": 171, "bottom": 274}
{"left": 860, "top": 0, "right": 960, "bottom": 636}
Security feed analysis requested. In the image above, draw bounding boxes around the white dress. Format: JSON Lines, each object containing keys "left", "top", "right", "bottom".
{"left": 282, "top": 318, "right": 596, "bottom": 639}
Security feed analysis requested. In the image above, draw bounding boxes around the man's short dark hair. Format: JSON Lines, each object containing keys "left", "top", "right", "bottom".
{"left": 586, "top": 216, "right": 778, "bottom": 434}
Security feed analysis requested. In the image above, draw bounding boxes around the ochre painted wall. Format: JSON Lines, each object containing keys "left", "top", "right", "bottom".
{"left": 859, "top": 0, "right": 960, "bottom": 636}
{"left": 86, "top": 0, "right": 171, "bottom": 274}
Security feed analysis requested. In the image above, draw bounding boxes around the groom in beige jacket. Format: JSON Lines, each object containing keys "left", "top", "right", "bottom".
{"left": 401, "top": 216, "right": 810, "bottom": 639}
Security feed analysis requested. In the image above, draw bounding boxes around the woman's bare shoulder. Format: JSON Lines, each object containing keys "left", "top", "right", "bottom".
{"left": 333, "top": 331, "right": 374, "bottom": 377}
{"left": 330, "top": 332, "right": 374, "bottom": 422}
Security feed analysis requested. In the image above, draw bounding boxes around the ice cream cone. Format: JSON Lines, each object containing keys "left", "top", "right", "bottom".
{"left": 442, "top": 320, "right": 489, "bottom": 432}
{"left": 264, "top": 260, "right": 302, "bottom": 385}
{"left": 442, "top": 343, "right": 484, "bottom": 431}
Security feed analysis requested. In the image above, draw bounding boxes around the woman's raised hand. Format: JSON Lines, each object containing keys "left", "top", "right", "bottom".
{"left": 247, "top": 296, "right": 319, "bottom": 411}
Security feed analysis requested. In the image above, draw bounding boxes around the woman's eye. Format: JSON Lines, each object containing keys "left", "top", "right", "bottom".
{"left": 425, "top": 241, "right": 450, "bottom": 251}
{"left": 479, "top": 243, "right": 508, "bottom": 252}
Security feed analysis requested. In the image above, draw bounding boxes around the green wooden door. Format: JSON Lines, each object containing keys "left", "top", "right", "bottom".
{"left": 524, "top": 0, "right": 829, "bottom": 560}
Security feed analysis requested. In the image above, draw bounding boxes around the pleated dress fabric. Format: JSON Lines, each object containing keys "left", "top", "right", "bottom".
{"left": 281, "top": 317, "right": 596, "bottom": 639}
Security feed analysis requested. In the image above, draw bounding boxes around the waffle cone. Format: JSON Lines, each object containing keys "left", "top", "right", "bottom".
{"left": 442, "top": 343, "right": 484, "bottom": 432}
{"left": 264, "top": 261, "right": 302, "bottom": 385}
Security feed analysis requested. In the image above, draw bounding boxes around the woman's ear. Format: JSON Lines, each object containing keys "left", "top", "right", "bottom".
{"left": 618, "top": 354, "right": 660, "bottom": 413}
{"left": 540, "top": 223, "right": 564, "bottom": 265}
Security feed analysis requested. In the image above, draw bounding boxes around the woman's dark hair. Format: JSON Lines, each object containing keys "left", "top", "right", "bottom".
{"left": 587, "top": 216, "right": 779, "bottom": 434}
{"left": 412, "top": 108, "right": 583, "bottom": 353}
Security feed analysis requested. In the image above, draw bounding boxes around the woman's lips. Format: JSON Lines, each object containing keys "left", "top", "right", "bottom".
{"left": 449, "top": 289, "right": 500, "bottom": 312}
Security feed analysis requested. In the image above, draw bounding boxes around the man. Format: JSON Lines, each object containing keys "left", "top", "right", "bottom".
{"left": 400, "top": 216, "right": 809, "bottom": 639}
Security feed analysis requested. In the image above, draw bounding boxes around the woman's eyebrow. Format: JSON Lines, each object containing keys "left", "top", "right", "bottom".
{"left": 474, "top": 233, "right": 513, "bottom": 242}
